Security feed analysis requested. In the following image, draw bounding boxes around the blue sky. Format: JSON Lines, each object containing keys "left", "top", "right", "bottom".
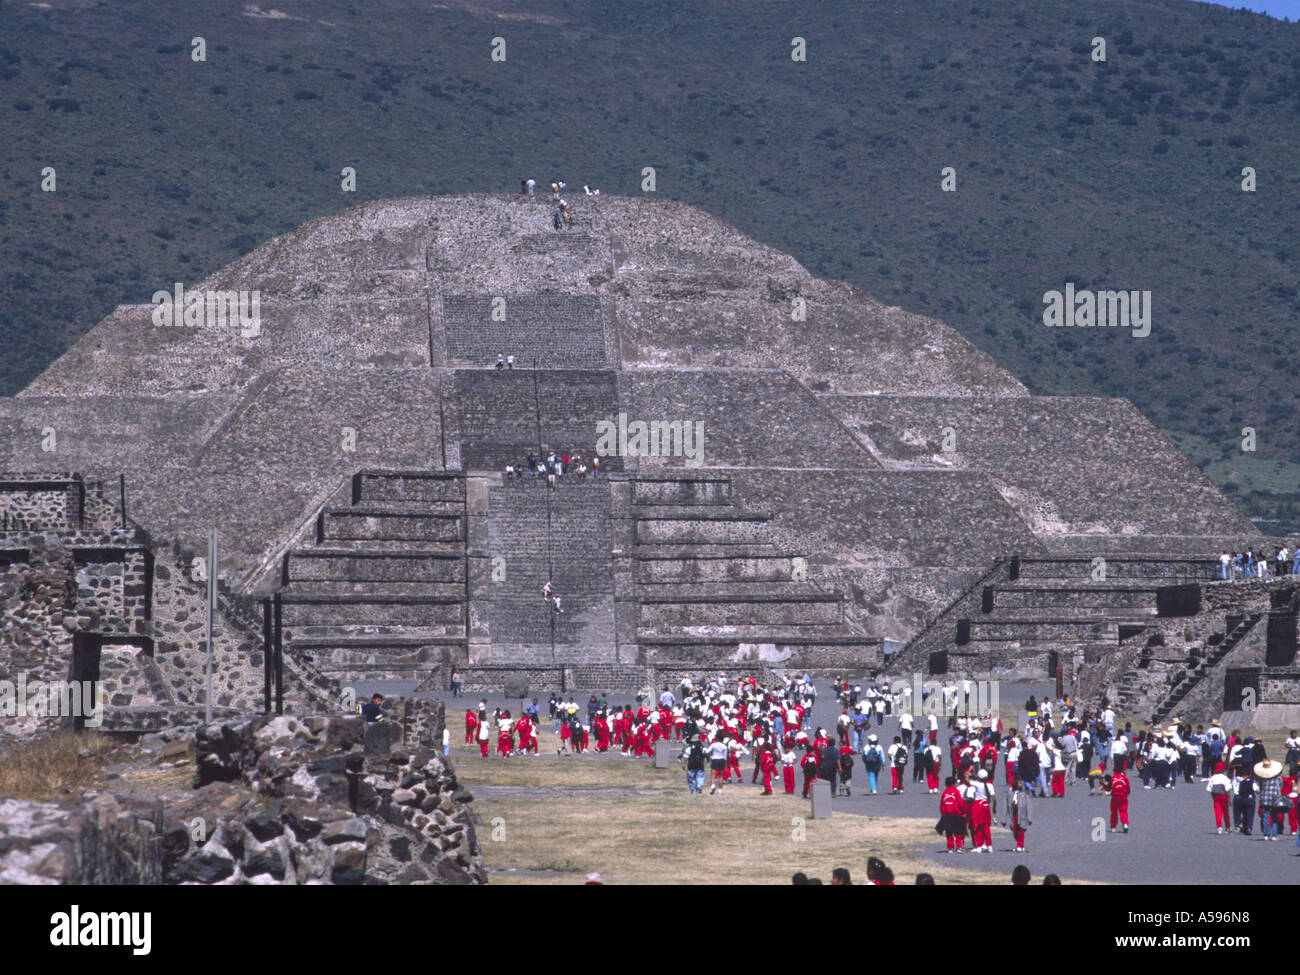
{"left": 1207, "top": 0, "right": 1300, "bottom": 19}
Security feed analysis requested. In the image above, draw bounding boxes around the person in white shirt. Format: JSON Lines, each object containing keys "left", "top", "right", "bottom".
{"left": 900, "top": 711, "right": 914, "bottom": 747}
{"left": 706, "top": 737, "right": 731, "bottom": 793}
{"left": 1206, "top": 762, "right": 1233, "bottom": 832}
{"left": 887, "top": 737, "right": 909, "bottom": 793}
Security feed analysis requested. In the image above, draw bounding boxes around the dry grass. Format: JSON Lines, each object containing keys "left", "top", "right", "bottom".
{"left": 453, "top": 729, "right": 1086, "bottom": 885}
{"left": 0, "top": 731, "right": 117, "bottom": 799}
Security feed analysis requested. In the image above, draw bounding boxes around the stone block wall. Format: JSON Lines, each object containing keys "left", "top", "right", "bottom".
{"left": 443, "top": 294, "right": 609, "bottom": 369}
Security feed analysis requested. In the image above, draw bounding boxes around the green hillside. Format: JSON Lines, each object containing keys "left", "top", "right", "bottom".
{"left": 1, "top": 0, "right": 1296, "bottom": 524}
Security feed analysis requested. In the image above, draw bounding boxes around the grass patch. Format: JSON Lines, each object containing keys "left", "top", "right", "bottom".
{"left": 0, "top": 731, "right": 116, "bottom": 800}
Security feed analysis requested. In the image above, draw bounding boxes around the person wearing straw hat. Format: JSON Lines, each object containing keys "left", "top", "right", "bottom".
{"left": 1255, "top": 758, "right": 1285, "bottom": 840}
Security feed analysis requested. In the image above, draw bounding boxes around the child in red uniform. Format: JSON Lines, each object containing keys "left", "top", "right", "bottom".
{"left": 1108, "top": 760, "right": 1131, "bottom": 832}
{"left": 964, "top": 770, "right": 995, "bottom": 852}
{"left": 800, "top": 749, "right": 819, "bottom": 798}
{"left": 1284, "top": 774, "right": 1299, "bottom": 834}
{"left": 782, "top": 746, "right": 797, "bottom": 794}
{"left": 937, "top": 776, "right": 967, "bottom": 852}
{"left": 760, "top": 746, "right": 777, "bottom": 795}
{"left": 464, "top": 709, "right": 477, "bottom": 745}
{"left": 477, "top": 720, "right": 490, "bottom": 758}
{"left": 497, "top": 714, "right": 514, "bottom": 756}
{"left": 517, "top": 715, "right": 535, "bottom": 754}
{"left": 725, "top": 738, "right": 747, "bottom": 782}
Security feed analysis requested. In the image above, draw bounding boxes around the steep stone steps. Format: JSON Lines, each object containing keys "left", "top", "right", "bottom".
{"left": 274, "top": 470, "right": 470, "bottom": 681}
{"left": 1151, "top": 612, "right": 1263, "bottom": 723}
{"left": 628, "top": 471, "right": 875, "bottom": 671}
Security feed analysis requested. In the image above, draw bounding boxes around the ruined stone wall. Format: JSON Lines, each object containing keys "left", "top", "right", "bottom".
{"left": 0, "top": 710, "right": 479, "bottom": 885}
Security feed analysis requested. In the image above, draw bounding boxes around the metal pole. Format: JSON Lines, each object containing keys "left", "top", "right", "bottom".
{"left": 205, "top": 528, "right": 216, "bottom": 723}
{"left": 263, "top": 597, "right": 273, "bottom": 714}
{"left": 273, "top": 593, "right": 284, "bottom": 714}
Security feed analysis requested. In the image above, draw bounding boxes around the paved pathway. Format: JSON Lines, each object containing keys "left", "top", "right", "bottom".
{"left": 453, "top": 683, "right": 1299, "bottom": 884}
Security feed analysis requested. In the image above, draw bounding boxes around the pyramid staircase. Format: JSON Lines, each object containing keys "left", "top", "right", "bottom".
{"left": 1141, "top": 612, "right": 1264, "bottom": 724}
{"left": 275, "top": 470, "right": 468, "bottom": 683}
{"left": 899, "top": 554, "right": 1217, "bottom": 673}
{"left": 629, "top": 472, "right": 879, "bottom": 669}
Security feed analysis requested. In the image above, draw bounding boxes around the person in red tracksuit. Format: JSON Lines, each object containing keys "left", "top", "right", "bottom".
{"left": 979, "top": 740, "right": 998, "bottom": 777}
{"left": 963, "top": 770, "right": 995, "bottom": 852}
{"left": 497, "top": 713, "right": 514, "bottom": 756}
{"left": 938, "top": 777, "right": 967, "bottom": 852}
{"left": 1108, "top": 760, "right": 1131, "bottom": 832}
{"left": 725, "top": 738, "right": 747, "bottom": 782}
{"left": 925, "top": 742, "right": 943, "bottom": 793}
{"left": 760, "top": 745, "right": 777, "bottom": 795}
{"left": 464, "top": 709, "right": 477, "bottom": 745}
{"left": 1283, "top": 774, "right": 1299, "bottom": 835}
{"left": 477, "top": 719, "right": 490, "bottom": 758}
{"left": 801, "top": 748, "right": 819, "bottom": 798}
{"left": 782, "top": 746, "right": 797, "bottom": 794}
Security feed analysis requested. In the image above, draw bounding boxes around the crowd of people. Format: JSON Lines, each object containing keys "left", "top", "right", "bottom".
{"left": 504, "top": 451, "right": 600, "bottom": 482}
{"left": 1218, "top": 546, "right": 1296, "bottom": 579}
{"left": 460, "top": 674, "right": 1300, "bottom": 877}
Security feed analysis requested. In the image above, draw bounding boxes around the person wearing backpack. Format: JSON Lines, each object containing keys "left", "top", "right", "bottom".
{"left": 863, "top": 735, "right": 884, "bottom": 794}
{"left": 937, "top": 776, "right": 968, "bottom": 852}
{"left": 912, "top": 734, "right": 928, "bottom": 785}
{"left": 760, "top": 744, "right": 777, "bottom": 795}
{"left": 682, "top": 736, "right": 707, "bottom": 794}
{"left": 1232, "top": 771, "right": 1256, "bottom": 834}
{"left": 925, "top": 740, "right": 944, "bottom": 793}
{"left": 888, "top": 735, "right": 909, "bottom": 793}
{"left": 801, "top": 748, "right": 820, "bottom": 798}
{"left": 838, "top": 744, "right": 855, "bottom": 797}
{"left": 1206, "top": 761, "right": 1232, "bottom": 832}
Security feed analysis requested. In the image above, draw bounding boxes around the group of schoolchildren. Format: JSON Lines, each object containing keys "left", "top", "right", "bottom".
{"left": 504, "top": 451, "right": 600, "bottom": 481}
